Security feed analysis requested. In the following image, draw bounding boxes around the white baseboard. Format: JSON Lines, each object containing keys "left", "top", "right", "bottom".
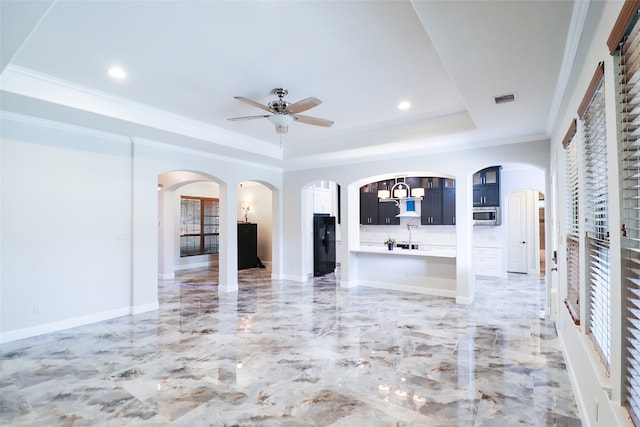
{"left": 131, "top": 301, "right": 159, "bottom": 315}
{"left": 1, "top": 306, "right": 130, "bottom": 344}
{"left": 340, "top": 280, "right": 358, "bottom": 288}
{"left": 359, "top": 280, "right": 456, "bottom": 299}
{"left": 174, "top": 261, "right": 212, "bottom": 271}
{"left": 0, "top": 302, "right": 160, "bottom": 344}
{"left": 278, "top": 274, "right": 310, "bottom": 282}
{"left": 456, "top": 295, "right": 474, "bottom": 305}
{"left": 158, "top": 272, "right": 175, "bottom": 280}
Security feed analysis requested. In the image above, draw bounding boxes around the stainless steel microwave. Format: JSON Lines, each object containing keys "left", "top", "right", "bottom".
{"left": 473, "top": 207, "right": 500, "bottom": 225}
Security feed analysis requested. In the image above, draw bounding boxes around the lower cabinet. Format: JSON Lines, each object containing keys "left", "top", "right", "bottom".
{"left": 238, "top": 223, "right": 257, "bottom": 270}
{"left": 473, "top": 246, "right": 503, "bottom": 276}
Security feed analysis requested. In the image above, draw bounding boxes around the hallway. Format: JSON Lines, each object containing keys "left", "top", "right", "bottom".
{"left": 1, "top": 269, "right": 580, "bottom": 426}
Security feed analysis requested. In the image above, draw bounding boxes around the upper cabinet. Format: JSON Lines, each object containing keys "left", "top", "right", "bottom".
{"left": 360, "top": 176, "right": 455, "bottom": 226}
{"left": 473, "top": 166, "right": 501, "bottom": 207}
{"left": 442, "top": 178, "right": 456, "bottom": 225}
{"left": 360, "top": 183, "right": 380, "bottom": 225}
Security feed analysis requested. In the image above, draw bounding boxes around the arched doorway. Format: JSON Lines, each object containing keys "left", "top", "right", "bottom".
{"left": 237, "top": 181, "right": 274, "bottom": 271}
{"left": 302, "top": 180, "right": 341, "bottom": 278}
{"left": 157, "top": 171, "right": 222, "bottom": 281}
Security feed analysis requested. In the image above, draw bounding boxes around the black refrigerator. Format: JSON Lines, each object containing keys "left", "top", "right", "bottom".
{"left": 313, "top": 214, "right": 336, "bottom": 276}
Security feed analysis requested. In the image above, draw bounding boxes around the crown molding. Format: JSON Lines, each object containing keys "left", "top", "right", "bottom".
{"left": 0, "top": 65, "right": 282, "bottom": 160}
{"left": 546, "top": 0, "right": 591, "bottom": 135}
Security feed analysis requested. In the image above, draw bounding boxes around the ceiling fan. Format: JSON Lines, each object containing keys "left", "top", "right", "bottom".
{"left": 228, "top": 88, "right": 334, "bottom": 134}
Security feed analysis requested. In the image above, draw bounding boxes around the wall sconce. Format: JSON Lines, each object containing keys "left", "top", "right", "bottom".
{"left": 241, "top": 201, "right": 253, "bottom": 223}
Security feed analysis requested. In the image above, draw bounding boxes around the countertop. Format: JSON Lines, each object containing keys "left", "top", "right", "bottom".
{"left": 352, "top": 245, "right": 456, "bottom": 258}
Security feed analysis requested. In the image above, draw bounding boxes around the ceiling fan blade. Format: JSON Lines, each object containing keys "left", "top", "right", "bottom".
{"left": 293, "top": 114, "right": 334, "bottom": 127}
{"left": 285, "top": 97, "right": 321, "bottom": 114}
{"left": 227, "top": 115, "right": 271, "bottom": 121}
{"left": 234, "top": 96, "right": 272, "bottom": 113}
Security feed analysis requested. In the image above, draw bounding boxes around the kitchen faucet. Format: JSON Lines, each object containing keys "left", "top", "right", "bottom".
{"left": 407, "top": 224, "right": 418, "bottom": 248}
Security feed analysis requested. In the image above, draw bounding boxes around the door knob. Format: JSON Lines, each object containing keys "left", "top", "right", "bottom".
{"left": 521, "top": 241, "right": 526, "bottom": 244}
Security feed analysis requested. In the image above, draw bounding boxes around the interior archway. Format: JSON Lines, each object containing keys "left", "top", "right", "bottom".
{"left": 302, "top": 179, "right": 341, "bottom": 279}
{"left": 157, "top": 171, "right": 222, "bottom": 283}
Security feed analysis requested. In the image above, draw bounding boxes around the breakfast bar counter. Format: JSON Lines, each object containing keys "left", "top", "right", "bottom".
{"left": 350, "top": 245, "right": 457, "bottom": 298}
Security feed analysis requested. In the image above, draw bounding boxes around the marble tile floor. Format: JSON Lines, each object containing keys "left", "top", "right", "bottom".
{"left": 1, "top": 267, "right": 581, "bottom": 426}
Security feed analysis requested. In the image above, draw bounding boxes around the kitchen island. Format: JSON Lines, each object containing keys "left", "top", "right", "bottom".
{"left": 351, "top": 245, "right": 456, "bottom": 298}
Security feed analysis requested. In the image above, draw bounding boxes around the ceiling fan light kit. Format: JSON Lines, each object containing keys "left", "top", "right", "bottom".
{"left": 268, "top": 114, "right": 294, "bottom": 134}
{"left": 228, "top": 87, "right": 334, "bottom": 134}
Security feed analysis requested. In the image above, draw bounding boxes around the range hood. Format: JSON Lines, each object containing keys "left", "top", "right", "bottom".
{"left": 396, "top": 198, "right": 421, "bottom": 217}
{"left": 396, "top": 211, "right": 421, "bottom": 218}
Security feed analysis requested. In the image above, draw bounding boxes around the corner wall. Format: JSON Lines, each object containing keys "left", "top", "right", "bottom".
{"left": 548, "top": 1, "right": 629, "bottom": 425}
{"left": 0, "top": 112, "right": 283, "bottom": 343}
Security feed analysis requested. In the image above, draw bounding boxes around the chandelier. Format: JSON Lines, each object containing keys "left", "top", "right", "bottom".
{"left": 378, "top": 178, "right": 424, "bottom": 217}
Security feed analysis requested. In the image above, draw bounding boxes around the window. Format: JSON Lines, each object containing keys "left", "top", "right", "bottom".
{"left": 563, "top": 119, "right": 580, "bottom": 325}
{"left": 611, "top": 3, "right": 640, "bottom": 423}
{"left": 581, "top": 70, "right": 610, "bottom": 371}
{"left": 180, "top": 196, "right": 219, "bottom": 257}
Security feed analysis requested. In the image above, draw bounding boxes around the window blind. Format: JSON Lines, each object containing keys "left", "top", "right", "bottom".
{"left": 615, "top": 6, "right": 640, "bottom": 424}
{"left": 565, "top": 125, "right": 580, "bottom": 325}
{"left": 581, "top": 78, "right": 611, "bottom": 371}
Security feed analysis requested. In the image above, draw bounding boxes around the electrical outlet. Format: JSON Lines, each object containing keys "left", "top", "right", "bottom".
{"left": 33, "top": 304, "right": 41, "bottom": 314}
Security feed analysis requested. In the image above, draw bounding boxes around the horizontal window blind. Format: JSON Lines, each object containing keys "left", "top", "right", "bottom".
{"left": 582, "top": 79, "right": 611, "bottom": 370}
{"left": 565, "top": 128, "right": 580, "bottom": 325}
{"left": 617, "top": 7, "right": 640, "bottom": 424}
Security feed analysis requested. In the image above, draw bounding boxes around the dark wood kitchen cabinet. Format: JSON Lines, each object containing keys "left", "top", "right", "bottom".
{"left": 237, "top": 223, "right": 257, "bottom": 269}
{"left": 421, "top": 181, "right": 442, "bottom": 225}
{"left": 360, "top": 187, "right": 379, "bottom": 225}
{"left": 421, "top": 178, "right": 456, "bottom": 225}
{"left": 473, "top": 166, "right": 501, "bottom": 207}
{"left": 360, "top": 181, "right": 399, "bottom": 225}
{"left": 442, "top": 178, "right": 456, "bottom": 225}
{"left": 378, "top": 201, "right": 400, "bottom": 225}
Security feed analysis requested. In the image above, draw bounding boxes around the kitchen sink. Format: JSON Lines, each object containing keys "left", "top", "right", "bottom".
{"left": 396, "top": 243, "right": 419, "bottom": 250}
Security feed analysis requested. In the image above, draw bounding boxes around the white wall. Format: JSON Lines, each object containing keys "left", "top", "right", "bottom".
{"left": 548, "top": 1, "right": 629, "bottom": 425}
{"left": 0, "top": 112, "right": 283, "bottom": 343}
{"left": 282, "top": 140, "right": 550, "bottom": 300}
{"left": 237, "top": 181, "right": 273, "bottom": 263}
{"left": 1, "top": 115, "right": 134, "bottom": 341}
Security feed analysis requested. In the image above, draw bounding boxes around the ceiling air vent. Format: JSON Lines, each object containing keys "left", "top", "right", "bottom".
{"left": 494, "top": 93, "right": 516, "bottom": 104}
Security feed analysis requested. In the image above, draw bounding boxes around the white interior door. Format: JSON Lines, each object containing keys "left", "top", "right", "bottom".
{"left": 507, "top": 190, "right": 528, "bottom": 273}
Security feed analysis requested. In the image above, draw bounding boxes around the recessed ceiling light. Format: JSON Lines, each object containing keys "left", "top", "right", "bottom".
{"left": 398, "top": 101, "right": 411, "bottom": 110}
{"left": 108, "top": 66, "right": 126, "bottom": 79}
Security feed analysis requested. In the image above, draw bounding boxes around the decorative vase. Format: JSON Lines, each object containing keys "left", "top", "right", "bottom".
{"left": 387, "top": 243, "right": 394, "bottom": 250}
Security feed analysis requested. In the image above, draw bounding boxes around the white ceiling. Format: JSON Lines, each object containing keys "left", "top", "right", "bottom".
{"left": 0, "top": 0, "right": 579, "bottom": 169}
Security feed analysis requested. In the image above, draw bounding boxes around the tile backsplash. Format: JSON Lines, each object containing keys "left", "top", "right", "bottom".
{"left": 360, "top": 220, "right": 504, "bottom": 248}
{"left": 360, "top": 222, "right": 456, "bottom": 246}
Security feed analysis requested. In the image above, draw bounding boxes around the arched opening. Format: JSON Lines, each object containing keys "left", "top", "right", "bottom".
{"left": 302, "top": 179, "right": 341, "bottom": 279}
{"left": 157, "top": 171, "right": 222, "bottom": 282}
{"left": 353, "top": 171, "right": 456, "bottom": 250}
{"left": 471, "top": 163, "right": 546, "bottom": 278}
{"left": 237, "top": 181, "right": 274, "bottom": 272}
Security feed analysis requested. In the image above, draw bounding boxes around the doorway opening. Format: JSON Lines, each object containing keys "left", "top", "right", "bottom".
{"left": 237, "top": 181, "right": 273, "bottom": 271}
{"left": 505, "top": 189, "right": 545, "bottom": 276}
{"left": 303, "top": 180, "right": 341, "bottom": 278}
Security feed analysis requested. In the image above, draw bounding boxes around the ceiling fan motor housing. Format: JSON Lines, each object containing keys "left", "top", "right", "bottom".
{"left": 268, "top": 100, "right": 290, "bottom": 113}
{"left": 228, "top": 87, "right": 333, "bottom": 134}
